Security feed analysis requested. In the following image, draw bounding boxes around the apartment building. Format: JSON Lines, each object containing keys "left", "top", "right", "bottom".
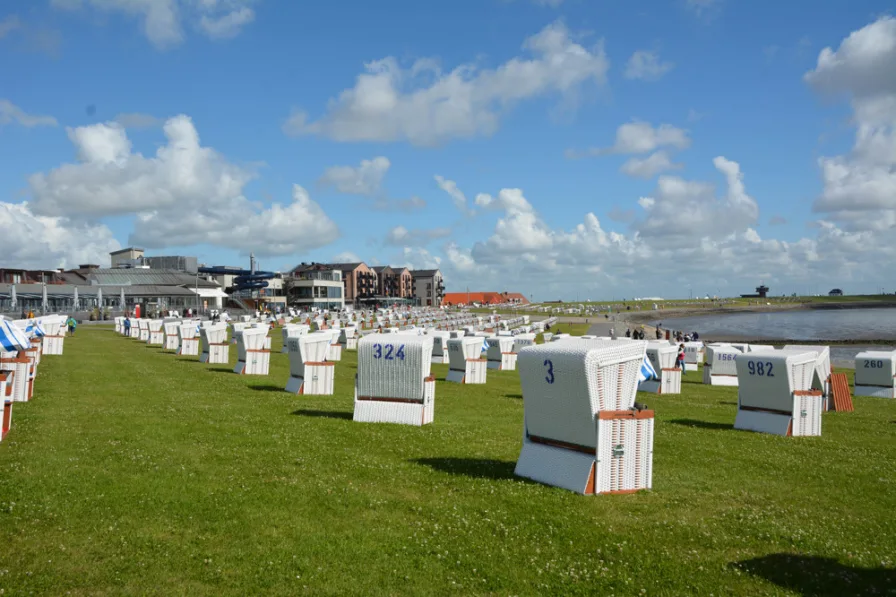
{"left": 409, "top": 269, "right": 444, "bottom": 307}
{"left": 286, "top": 264, "right": 345, "bottom": 310}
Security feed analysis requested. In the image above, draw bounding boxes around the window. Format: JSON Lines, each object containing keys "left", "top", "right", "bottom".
{"left": 327, "top": 286, "right": 342, "bottom": 298}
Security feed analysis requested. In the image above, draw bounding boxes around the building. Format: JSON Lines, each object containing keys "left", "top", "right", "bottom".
{"left": 285, "top": 264, "right": 345, "bottom": 310}
{"left": 110, "top": 247, "right": 199, "bottom": 274}
{"left": 143, "top": 255, "right": 198, "bottom": 274}
{"left": 740, "top": 285, "right": 770, "bottom": 299}
{"left": 371, "top": 266, "right": 413, "bottom": 299}
{"left": 292, "top": 262, "right": 378, "bottom": 307}
{"left": 0, "top": 266, "right": 228, "bottom": 314}
{"left": 0, "top": 268, "right": 67, "bottom": 285}
{"left": 410, "top": 269, "right": 444, "bottom": 307}
{"left": 109, "top": 247, "right": 146, "bottom": 269}
{"left": 441, "top": 292, "right": 530, "bottom": 307}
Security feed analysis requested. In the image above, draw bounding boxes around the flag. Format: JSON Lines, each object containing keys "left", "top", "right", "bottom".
{"left": 481, "top": 337, "right": 489, "bottom": 353}
{"left": 639, "top": 355, "right": 657, "bottom": 382}
{"left": 0, "top": 320, "right": 30, "bottom": 352}
{"left": 25, "top": 320, "right": 45, "bottom": 338}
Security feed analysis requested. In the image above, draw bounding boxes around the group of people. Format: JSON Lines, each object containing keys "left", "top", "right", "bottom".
{"left": 625, "top": 328, "right": 648, "bottom": 339}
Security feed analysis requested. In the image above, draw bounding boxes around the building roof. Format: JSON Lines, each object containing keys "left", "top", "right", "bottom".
{"left": 57, "top": 272, "right": 90, "bottom": 285}
{"left": 441, "top": 291, "right": 530, "bottom": 306}
{"left": 0, "top": 283, "right": 203, "bottom": 298}
{"left": 293, "top": 262, "right": 366, "bottom": 274}
{"left": 409, "top": 269, "right": 441, "bottom": 277}
{"left": 372, "top": 266, "right": 393, "bottom": 274}
{"left": 87, "top": 268, "right": 219, "bottom": 288}
{"left": 110, "top": 247, "right": 144, "bottom": 255}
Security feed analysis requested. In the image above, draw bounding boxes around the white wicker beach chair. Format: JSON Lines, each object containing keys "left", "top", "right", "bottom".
{"left": 233, "top": 327, "right": 270, "bottom": 375}
{"left": 446, "top": 337, "right": 487, "bottom": 384}
{"left": 353, "top": 334, "right": 435, "bottom": 425}
{"left": 285, "top": 334, "right": 334, "bottom": 395}
{"left": 734, "top": 350, "right": 823, "bottom": 436}
{"left": 200, "top": 323, "right": 230, "bottom": 364}
{"left": 854, "top": 350, "right": 896, "bottom": 398}
{"left": 514, "top": 340, "right": 654, "bottom": 495}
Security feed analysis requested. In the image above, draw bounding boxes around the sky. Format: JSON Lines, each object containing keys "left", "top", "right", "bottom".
{"left": 0, "top": 0, "right": 894, "bottom": 301}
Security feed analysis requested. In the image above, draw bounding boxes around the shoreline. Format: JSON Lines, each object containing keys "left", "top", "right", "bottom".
{"left": 622, "top": 300, "right": 896, "bottom": 325}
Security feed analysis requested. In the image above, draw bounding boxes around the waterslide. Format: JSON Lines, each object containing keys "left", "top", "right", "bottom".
{"left": 198, "top": 266, "right": 276, "bottom": 292}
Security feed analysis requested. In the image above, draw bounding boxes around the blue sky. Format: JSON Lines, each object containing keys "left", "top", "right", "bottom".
{"left": 1, "top": 0, "right": 895, "bottom": 300}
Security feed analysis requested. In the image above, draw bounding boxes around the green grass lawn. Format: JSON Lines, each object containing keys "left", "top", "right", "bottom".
{"left": 0, "top": 327, "right": 894, "bottom": 596}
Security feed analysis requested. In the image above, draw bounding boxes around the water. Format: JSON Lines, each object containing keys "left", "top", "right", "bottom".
{"left": 657, "top": 308, "right": 896, "bottom": 341}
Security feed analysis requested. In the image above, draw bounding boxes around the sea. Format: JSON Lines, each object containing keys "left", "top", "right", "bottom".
{"left": 655, "top": 307, "right": 896, "bottom": 368}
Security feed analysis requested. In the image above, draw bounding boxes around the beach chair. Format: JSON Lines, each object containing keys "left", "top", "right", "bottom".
{"left": 853, "top": 350, "right": 896, "bottom": 399}
{"left": 200, "top": 323, "right": 230, "bottom": 364}
{"left": 285, "top": 334, "right": 334, "bottom": 395}
{"left": 640, "top": 342, "right": 681, "bottom": 394}
{"left": 353, "top": 335, "right": 435, "bottom": 425}
{"left": 702, "top": 344, "right": 740, "bottom": 386}
{"left": 515, "top": 340, "right": 654, "bottom": 495}
{"left": 234, "top": 327, "right": 270, "bottom": 375}
{"left": 446, "top": 337, "right": 487, "bottom": 384}
{"left": 734, "top": 350, "right": 823, "bottom": 436}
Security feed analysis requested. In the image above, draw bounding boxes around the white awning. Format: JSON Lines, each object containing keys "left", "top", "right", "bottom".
{"left": 192, "top": 288, "right": 229, "bottom": 298}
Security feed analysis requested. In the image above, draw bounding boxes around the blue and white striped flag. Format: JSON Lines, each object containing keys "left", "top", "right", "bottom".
{"left": 0, "top": 320, "right": 30, "bottom": 352}
{"left": 26, "top": 320, "right": 45, "bottom": 338}
{"left": 639, "top": 355, "right": 657, "bottom": 382}
{"left": 481, "top": 337, "right": 489, "bottom": 353}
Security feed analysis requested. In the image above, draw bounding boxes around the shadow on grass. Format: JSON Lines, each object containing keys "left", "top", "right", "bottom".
{"left": 175, "top": 357, "right": 200, "bottom": 363}
{"left": 250, "top": 384, "right": 285, "bottom": 392}
{"left": 669, "top": 418, "right": 731, "bottom": 431}
{"left": 718, "top": 400, "right": 737, "bottom": 406}
{"left": 292, "top": 409, "right": 352, "bottom": 420}
{"left": 504, "top": 393, "right": 523, "bottom": 400}
{"left": 208, "top": 368, "right": 236, "bottom": 374}
{"left": 413, "top": 457, "right": 518, "bottom": 481}
{"left": 734, "top": 553, "right": 896, "bottom": 597}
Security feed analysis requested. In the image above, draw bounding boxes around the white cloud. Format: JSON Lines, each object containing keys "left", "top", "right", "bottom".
{"left": 435, "top": 175, "right": 473, "bottom": 214}
{"left": 621, "top": 150, "right": 682, "bottom": 178}
{"left": 284, "top": 20, "right": 609, "bottom": 146}
{"left": 318, "top": 156, "right": 390, "bottom": 197}
{"left": 385, "top": 225, "right": 452, "bottom": 247}
{"left": 611, "top": 121, "right": 690, "bottom": 153}
{"left": 568, "top": 121, "right": 690, "bottom": 158}
{"left": 400, "top": 247, "right": 442, "bottom": 271}
{"left": 51, "top": 0, "right": 256, "bottom": 49}
{"left": 435, "top": 156, "right": 894, "bottom": 298}
{"left": 198, "top": 5, "right": 254, "bottom": 39}
{"left": 332, "top": 251, "right": 361, "bottom": 263}
{"left": 805, "top": 16, "right": 896, "bottom": 232}
{"left": 26, "top": 115, "right": 339, "bottom": 257}
{"left": 0, "top": 201, "right": 120, "bottom": 269}
{"left": 0, "top": 99, "right": 58, "bottom": 128}
{"left": 113, "top": 112, "right": 162, "bottom": 129}
{"left": 635, "top": 156, "right": 759, "bottom": 245}
{"left": 131, "top": 184, "right": 338, "bottom": 256}
{"left": 624, "top": 50, "right": 674, "bottom": 81}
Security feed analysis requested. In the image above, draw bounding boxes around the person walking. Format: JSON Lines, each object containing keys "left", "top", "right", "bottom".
{"left": 66, "top": 315, "right": 77, "bottom": 336}
{"left": 123, "top": 316, "right": 131, "bottom": 337}
{"left": 676, "top": 343, "right": 687, "bottom": 373}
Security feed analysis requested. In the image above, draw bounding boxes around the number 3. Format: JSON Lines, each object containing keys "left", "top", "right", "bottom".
{"left": 373, "top": 343, "right": 382, "bottom": 359}
{"left": 544, "top": 359, "right": 554, "bottom": 384}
